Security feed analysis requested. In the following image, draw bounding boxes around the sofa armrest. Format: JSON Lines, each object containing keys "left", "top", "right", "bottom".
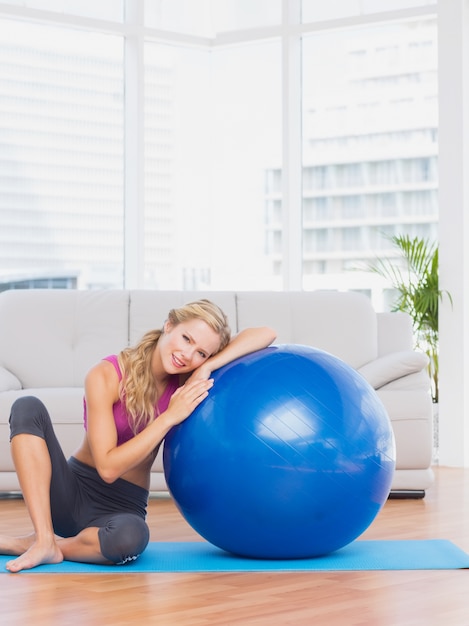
{"left": 0, "top": 366, "right": 22, "bottom": 392}
{"left": 377, "top": 370, "right": 432, "bottom": 392}
{"left": 357, "top": 351, "right": 429, "bottom": 390}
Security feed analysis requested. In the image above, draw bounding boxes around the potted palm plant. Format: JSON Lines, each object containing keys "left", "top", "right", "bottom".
{"left": 367, "top": 234, "right": 451, "bottom": 404}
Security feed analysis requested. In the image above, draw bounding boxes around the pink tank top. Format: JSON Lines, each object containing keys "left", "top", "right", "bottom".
{"left": 83, "top": 355, "right": 180, "bottom": 446}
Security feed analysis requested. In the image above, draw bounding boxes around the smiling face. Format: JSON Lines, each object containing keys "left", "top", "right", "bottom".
{"left": 157, "top": 318, "right": 222, "bottom": 376}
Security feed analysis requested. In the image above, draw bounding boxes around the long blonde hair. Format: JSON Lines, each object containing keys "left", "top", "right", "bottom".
{"left": 117, "top": 299, "right": 231, "bottom": 433}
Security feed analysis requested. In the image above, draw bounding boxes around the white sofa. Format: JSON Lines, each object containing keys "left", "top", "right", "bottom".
{"left": 0, "top": 289, "right": 434, "bottom": 497}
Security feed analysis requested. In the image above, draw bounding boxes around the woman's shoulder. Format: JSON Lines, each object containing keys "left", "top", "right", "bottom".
{"left": 85, "top": 357, "right": 121, "bottom": 390}
{"left": 102, "top": 355, "right": 122, "bottom": 379}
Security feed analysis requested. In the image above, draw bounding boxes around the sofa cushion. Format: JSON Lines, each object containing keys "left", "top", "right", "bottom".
{"left": 0, "top": 387, "right": 84, "bottom": 426}
{"left": 235, "top": 290, "right": 378, "bottom": 369}
{"left": 0, "top": 289, "right": 129, "bottom": 388}
{"left": 0, "top": 387, "right": 85, "bottom": 473}
{"left": 377, "top": 312, "right": 414, "bottom": 356}
{"left": 128, "top": 290, "right": 238, "bottom": 345}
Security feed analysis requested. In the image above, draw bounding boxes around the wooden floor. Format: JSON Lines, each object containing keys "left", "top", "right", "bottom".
{"left": 0, "top": 466, "right": 468, "bottom": 625}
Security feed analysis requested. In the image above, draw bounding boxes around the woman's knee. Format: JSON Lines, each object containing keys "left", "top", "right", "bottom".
{"left": 98, "top": 514, "right": 150, "bottom": 565}
{"left": 9, "top": 396, "right": 51, "bottom": 440}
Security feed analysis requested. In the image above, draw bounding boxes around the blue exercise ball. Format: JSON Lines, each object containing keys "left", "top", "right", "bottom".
{"left": 163, "top": 345, "right": 395, "bottom": 559}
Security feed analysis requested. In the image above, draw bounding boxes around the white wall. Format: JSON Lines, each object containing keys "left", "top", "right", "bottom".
{"left": 438, "top": 0, "right": 469, "bottom": 466}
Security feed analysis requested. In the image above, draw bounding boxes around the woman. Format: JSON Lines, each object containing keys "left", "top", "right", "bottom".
{"left": 1, "top": 298, "right": 276, "bottom": 572}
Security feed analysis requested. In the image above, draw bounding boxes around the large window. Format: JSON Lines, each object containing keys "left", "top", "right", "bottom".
{"left": 299, "top": 16, "right": 438, "bottom": 292}
{"left": 143, "top": 39, "right": 281, "bottom": 290}
{"left": 0, "top": 17, "right": 124, "bottom": 290}
{"left": 0, "top": 0, "right": 437, "bottom": 293}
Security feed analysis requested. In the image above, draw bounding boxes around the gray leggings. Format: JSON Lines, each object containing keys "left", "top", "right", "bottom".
{"left": 9, "top": 396, "right": 150, "bottom": 565}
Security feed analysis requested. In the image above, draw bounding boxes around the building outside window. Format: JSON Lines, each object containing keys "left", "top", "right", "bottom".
{"left": 266, "top": 15, "right": 438, "bottom": 296}
{"left": 0, "top": 1, "right": 437, "bottom": 300}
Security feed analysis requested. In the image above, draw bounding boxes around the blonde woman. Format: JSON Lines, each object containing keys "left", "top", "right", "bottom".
{"left": 1, "top": 299, "right": 276, "bottom": 572}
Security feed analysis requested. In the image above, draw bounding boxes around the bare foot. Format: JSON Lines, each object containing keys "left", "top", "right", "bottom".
{"left": 5, "top": 540, "right": 63, "bottom": 573}
{"left": 0, "top": 533, "right": 36, "bottom": 557}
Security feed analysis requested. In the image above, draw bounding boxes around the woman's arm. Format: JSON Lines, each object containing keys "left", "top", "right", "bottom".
{"left": 188, "top": 326, "right": 277, "bottom": 382}
{"left": 84, "top": 361, "right": 213, "bottom": 483}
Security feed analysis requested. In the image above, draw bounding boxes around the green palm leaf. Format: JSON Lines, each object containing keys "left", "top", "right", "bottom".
{"left": 367, "top": 234, "right": 451, "bottom": 403}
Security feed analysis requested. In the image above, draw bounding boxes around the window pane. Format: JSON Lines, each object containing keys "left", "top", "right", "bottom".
{"left": 302, "top": 0, "right": 361, "bottom": 23}
{"left": 145, "top": 0, "right": 281, "bottom": 37}
{"left": 210, "top": 40, "right": 281, "bottom": 289}
{"left": 144, "top": 39, "right": 281, "bottom": 290}
{"left": 0, "top": 19, "right": 124, "bottom": 290}
{"left": 301, "top": 18, "right": 438, "bottom": 291}
{"left": 144, "top": 0, "right": 213, "bottom": 37}
{"left": 0, "top": 0, "right": 124, "bottom": 21}
{"left": 211, "top": 0, "right": 281, "bottom": 33}
{"left": 302, "top": 0, "right": 436, "bottom": 23}
{"left": 144, "top": 43, "right": 212, "bottom": 289}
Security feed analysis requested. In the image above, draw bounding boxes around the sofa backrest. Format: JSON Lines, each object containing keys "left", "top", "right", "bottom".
{"left": 235, "top": 290, "right": 378, "bottom": 369}
{"left": 0, "top": 289, "right": 129, "bottom": 387}
{"left": 129, "top": 290, "right": 382, "bottom": 369}
{"left": 377, "top": 311, "right": 414, "bottom": 356}
{"left": 128, "top": 290, "right": 238, "bottom": 346}
{"left": 0, "top": 288, "right": 413, "bottom": 387}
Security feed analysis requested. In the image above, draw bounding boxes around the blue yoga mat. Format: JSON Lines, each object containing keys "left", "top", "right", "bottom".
{"left": 1, "top": 539, "right": 468, "bottom": 573}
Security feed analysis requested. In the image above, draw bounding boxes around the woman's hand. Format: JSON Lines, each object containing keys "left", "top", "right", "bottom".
{"left": 165, "top": 377, "right": 214, "bottom": 426}
{"left": 185, "top": 362, "right": 212, "bottom": 383}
